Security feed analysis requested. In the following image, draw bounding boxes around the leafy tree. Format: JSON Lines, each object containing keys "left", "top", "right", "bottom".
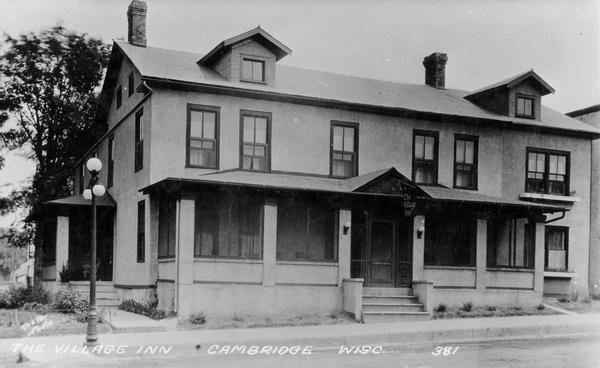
{"left": 0, "top": 26, "right": 110, "bottom": 285}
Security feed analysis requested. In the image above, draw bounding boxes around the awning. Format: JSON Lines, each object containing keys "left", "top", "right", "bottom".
{"left": 140, "top": 168, "right": 566, "bottom": 214}
{"left": 44, "top": 193, "right": 117, "bottom": 208}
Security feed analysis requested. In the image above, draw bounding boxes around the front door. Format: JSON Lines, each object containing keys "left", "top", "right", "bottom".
{"left": 366, "top": 218, "right": 397, "bottom": 287}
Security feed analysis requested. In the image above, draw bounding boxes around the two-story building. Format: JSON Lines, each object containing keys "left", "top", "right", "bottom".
{"left": 39, "top": 0, "right": 600, "bottom": 322}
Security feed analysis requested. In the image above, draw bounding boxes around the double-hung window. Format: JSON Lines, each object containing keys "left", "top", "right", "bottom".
{"left": 545, "top": 226, "right": 568, "bottom": 272}
{"left": 241, "top": 58, "right": 265, "bottom": 83}
{"left": 454, "top": 135, "right": 478, "bottom": 189}
{"left": 158, "top": 196, "right": 176, "bottom": 259}
{"left": 187, "top": 105, "right": 219, "bottom": 168}
{"left": 516, "top": 95, "right": 534, "bottom": 119}
{"left": 137, "top": 200, "right": 145, "bottom": 263}
{"left": 128, "top": 72, "right": 134, "bottom": 97}
{"left": 526, "top": 149, "right": 569, "bottom": 195}
{"left": 134, "top": 109, "right": 144, "bottom": 172}
{"left": 330, "top": 122, "right": 358, "bottom": 177}
{"left": 240, "top": 111, "right": 270, "bottom": 171}
{"left": 107, "top": 135, "right": 114, "bottom": 187}
{"left": 116, "top": 85, "right": 122, "bottom": 109}
{"left": 412, "top": 130, "right": 438, "bottom": 185}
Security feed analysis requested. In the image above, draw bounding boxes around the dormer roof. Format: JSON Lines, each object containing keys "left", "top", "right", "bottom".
{"left": 466, "top": 69, "right": 555, "bottom": 99}
{"left": 199, "top": 26, "right": 292, "bottom": 65}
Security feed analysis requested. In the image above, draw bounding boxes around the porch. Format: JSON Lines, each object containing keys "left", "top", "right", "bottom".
{"left": 40, "top": 193, "right": 116, "bottom": 288}
{"left": 143, "top": 168, "right": 564, "bottom": 321}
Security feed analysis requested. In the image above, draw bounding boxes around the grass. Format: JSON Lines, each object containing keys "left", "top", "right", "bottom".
{"left": 0, "top": 309, "right": 111, "bottom": 338}
{"left": 544, "top": 296, "right": 600, "bottom": 314}
{"left": 179, "top": 310, "right": 357, "bottom": 330}
{"left": 433, "top": 305, "right": 559, "bottom": 319}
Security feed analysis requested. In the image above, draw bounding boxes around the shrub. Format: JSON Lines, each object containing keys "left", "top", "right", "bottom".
{"left": 52, "top": 289, "right": 88, "bottom": 314}
{"left": 486, "top": 305, "right": 497, "bottom": 311}
{"left": 232, "top": 314, "right": 244, "bottom": 322}
{"left": 461, "top": 301, "right": 474, "bottom": 312}
{"left": 119, "top": 299, "right": 168, "bottom": 320}
{"left": 536, "top": 303, "right": 545, "bottom": 310}
{"left": 583, "top": 296, "right": 592, "bottom": 304}
{"left": 0, "top": 286, "right": 49, "bottom": 309}
{"left": 512, "top": 306, "right": 522, "bottom": 311}
{"left": 434, "top": 303, "right": 447, "bottom": 313}
{"left": 189, "top": 311, "right": 207, "bottom": 325}
{"left": 20, "top": 302, "right": 49, "bottom": 313}
{"left": 557, "top": 297, "right": 570, "bottom": 303}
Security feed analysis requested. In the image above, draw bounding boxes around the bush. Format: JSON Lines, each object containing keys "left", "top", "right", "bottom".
{"left": 119, "top": 299, "right": 168, "bottom": 320}
{"left": 434, "top": 303, "right": 447, "bottom": 313}
{"left": 189, "top": 311, "right": 207, "bottom": 325}
{"left": 536, "top": 303, "right": 545, "bottom": 310}
{"left": 557, "top": 297, "right": 570, "bottom": 303}
{"left": 0, "top": 286, "right": 49, "bottom": 309}
{"left": 20, "top": 302, "right": 49, "bottom": 313}
{"left": 461, "top": 301, "right": 474, "bottom": 312}
{"left": 486, "top": 305, "right": 497, "bottom": 311}
{"left": 52, "top": 289, "right": 89, "bottom": 313}
{"left": 512, "top": 306, "right": 522, "bottom": 311}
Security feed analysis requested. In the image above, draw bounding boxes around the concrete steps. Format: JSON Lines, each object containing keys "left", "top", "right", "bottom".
{"left": 362, "top": 287, "right": 430, "bottom": 323}
{"left": 67, "top": 281, "right": 120, "bottom": 307}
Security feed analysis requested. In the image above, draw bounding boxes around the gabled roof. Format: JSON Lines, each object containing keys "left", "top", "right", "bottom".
{"left": 199, "top": 26, "right": 292, "bottom": 65}
{"left": 466, "top": 70, "right": 555, "bottom": 97}
{"left": 111, "top": 40, "right": 599, "bottom": 137}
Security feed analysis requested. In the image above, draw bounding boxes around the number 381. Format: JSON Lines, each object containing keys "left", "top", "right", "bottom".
{"left": 432, "top": 346, "right": 459, "bottom": 356}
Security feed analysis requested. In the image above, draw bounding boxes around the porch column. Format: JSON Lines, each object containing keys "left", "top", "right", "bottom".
{"left": 55, "top": 216, "right": 69, "bottom": 282}
{"left": 476, "top": 218, "right": 487, "bottom": 290}
{"left": 337, "top": 209, "right": 352, "bottom": 287}
{"left": 176, "top": 198, "right": 195, "bottom": 311}
{"left": 262, "top": 199, "right": 278, "bottom": 286}
{"left": 533, "top": 216, "right": 546, "bottom": 293}
{"left": 149, "top": 195, "right": 160, "bottom": 282}
{"left": 412, "top": 215, "right": 425, "bottom": 281}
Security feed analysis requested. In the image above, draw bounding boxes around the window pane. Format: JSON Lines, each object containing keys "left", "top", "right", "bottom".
{"left": 557, "top": 155, "right": 566, "bottom": 175}
{"left": 190, "top": 111, "right": 203, "bottom": 137}
{"left": 243, "top": 144, "right": 254, "bottom": 156}
{"left": 455, "top": 140, "right": 465, "bottom": 163}
{"left": 424, "top": 136, "right": 434, "bottom": 160}
{"left": 465, "top": 141, "right": 474, "bottom": 164}
{"left": 253, "top": 157, "right": 267, "bottom": 171}
{"left": 252, "top": 61, "right": 263, "bottom": 81}
{"left": 243, "top": 117, "right": 254, "bottom": 142}
{"left": 528, "top": 153, "right": 536, "bottom": 171}
{"left": 343, "top": 127, "right": 354, "bottom": 152}
{"left": 536, "top": 153, "right": 545, "bottom": 172}
{"left": 414, "top": 135, "right": 424, "bottom": 159}
{"left": 525, "top": 99, "right": 532, "bottom": 115}
{"left": 255, "top": 118, "right": 267, "bottom": 143}
{"left": 549, "top": 155, "right": 557, "bottom": 174}
{"left": 254, "top": 145, "right": 265, "bottom": 157}
{"left": 242, "top": 60, "right": 252, "bottom": 80}
{"left": 333, "top": 126, "right": 343, "bottom": 150}
{"left": 517, "top": 98, "right": 525, "bottom": 115}
{"left": 203, "top": 112, "right": 216, "bottom": 139}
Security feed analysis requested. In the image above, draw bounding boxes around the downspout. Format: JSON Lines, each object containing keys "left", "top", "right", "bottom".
{"left": 174, "top": 199, "right": 181, "bottom": 314}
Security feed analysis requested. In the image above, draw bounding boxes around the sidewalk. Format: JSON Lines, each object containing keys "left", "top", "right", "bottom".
{"left": 2, "top": 313, "right": 600, "bottom": 364}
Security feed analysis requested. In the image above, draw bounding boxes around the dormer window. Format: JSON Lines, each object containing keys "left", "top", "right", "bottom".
{"left": 241, "top": 58, "right": 265, "bottom": 83}
{"left": 516, "top": 95, "right": 534, "bottom": 119}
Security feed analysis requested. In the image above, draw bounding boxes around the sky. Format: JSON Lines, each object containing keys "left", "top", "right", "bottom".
{"left": 0, "top": 0, "right": 598, "bottom": 227}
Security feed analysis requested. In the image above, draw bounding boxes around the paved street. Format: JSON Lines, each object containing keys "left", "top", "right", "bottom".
{"left": 8, "top": 334, "right": 599, "bottom": 368}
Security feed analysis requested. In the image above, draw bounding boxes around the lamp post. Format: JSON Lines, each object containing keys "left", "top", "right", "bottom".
{"left": 82, "top": 157, "right": 105, "bottom": 347}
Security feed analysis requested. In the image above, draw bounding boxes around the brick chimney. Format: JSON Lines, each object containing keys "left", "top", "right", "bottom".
{"left": 127, "top": 0, "right": 147, "bottom": 47}
{"left": 423, "top": 52, "right": 448, "bottom": 89}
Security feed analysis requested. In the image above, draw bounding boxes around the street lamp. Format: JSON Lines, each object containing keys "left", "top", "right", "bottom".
{"left": 83, "top": 157, "right": 105, "bottom": 347}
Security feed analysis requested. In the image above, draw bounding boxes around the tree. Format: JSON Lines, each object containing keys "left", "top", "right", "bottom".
{"left": 0, "top": 26, "right": 110, "bottom": 285}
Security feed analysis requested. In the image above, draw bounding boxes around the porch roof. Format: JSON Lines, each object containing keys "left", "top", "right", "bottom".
{"left": 44, "top": 193, "right": 117, "bottom": 208}
{"left": 141, "top": 168, "right": 566, "bottom": 213}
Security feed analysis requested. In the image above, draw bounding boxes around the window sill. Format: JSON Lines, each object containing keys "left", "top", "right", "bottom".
{"left": 277, "top": 260, "right": 338, "bottom": 266}
{"left": 544, "top": 271, "right": 576, "bottom": 279}
{"left": 194, "top": 257, "right": 263, "bottom": 264}
{"left": 486, "top": 267, "right": 534, "bottom": 273}
{"left": 158, "top": 258, "right": 175, "bottom": 263}
{"left": 519, "top": 192, "right": 580, "bottom": 203}
{"left": 240, "top": 79, "right": 267, "bottom": 85}
{"left": 424, "top": 265, "right": 476, "bottom": 271}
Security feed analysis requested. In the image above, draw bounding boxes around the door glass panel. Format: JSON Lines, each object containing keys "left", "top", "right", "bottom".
{"left": 370, "top": 222, "right": 393, "bottom": 261}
